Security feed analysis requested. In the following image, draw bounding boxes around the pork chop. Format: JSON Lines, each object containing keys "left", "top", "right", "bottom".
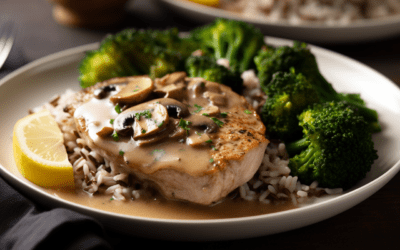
{"left": 70, "top": 72, "right": 269, "bottom": 205}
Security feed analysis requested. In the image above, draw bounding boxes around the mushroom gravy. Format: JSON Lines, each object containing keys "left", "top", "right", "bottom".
{"left": 48, "top": 188, "right": 297, "bottom": 220}
{"left": 70, "top": 72, "right": 269, "bottom": 205}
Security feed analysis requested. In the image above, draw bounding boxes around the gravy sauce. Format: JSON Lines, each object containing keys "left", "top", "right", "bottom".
{"left": 73, "top": 75, "right": 265, "bottom": 177}
{"left": 49, "top": 189, "right": 297, "bottom": 220}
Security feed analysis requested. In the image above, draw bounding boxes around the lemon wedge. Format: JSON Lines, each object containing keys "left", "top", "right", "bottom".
{"left": 186, "top": 0, "right": 219, "bottom": 7}
{"left": 13, "top": 109, "right": 74, "bottom": 189}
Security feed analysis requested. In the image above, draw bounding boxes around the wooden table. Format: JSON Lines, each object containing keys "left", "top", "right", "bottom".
{"left": 1, "top": 0, "right": 400, "bottom": 249}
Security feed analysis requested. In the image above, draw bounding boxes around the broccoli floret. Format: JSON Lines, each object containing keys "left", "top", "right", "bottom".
{"left": 190, "top": 18, "right": 265, "bottom": 72}
{"left": 79, "top": 28, "right": 200, "bottom": 88}
{"left": 185, "top": 55, "right": 243, "bottom": 93}
{"left": 286, "top": 101, "right": 378, "bottom": 189}
{"left": 254, "top": 41, "right": 381, "bottom": 132}
{"left": 78, "top": 37, "right": 140, "bottom": 88}
{"left": 261, "top": 70, "right": 320, "bottom": 141}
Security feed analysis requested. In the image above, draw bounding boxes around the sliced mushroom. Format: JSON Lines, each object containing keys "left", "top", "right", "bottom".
{"left": 136, "top": 118, "right": 184, "bottom": 146}
{"left": 94, "top": 85, "right": 117, "bottom": 99}
{"left": 110, "top": 76, "right": 154, "bottom": 105}
{"left": 153, "top": 98, "right": 190, "bottom": 118}
{"left": 96, "top": 127, "right": 114, "bottom": 138}
{"left": 187, "top": 133, "right": 211, "bottom": 147}
{"left": 187, "top": 115, "right": 219, "bottom": 134}
{"left": 203, "top": 91, "right": 226, "bottom": 106}
{"left": 198, "top": 105, "right": 220, "bottom": 117}
{"left": 204, "top": 81, "right": 222, "bottom": 93}
{"left": 187, "top": 78, "right": 206, "bottom": 98}
{"left": 155, "top": 72, "right": 187, "bottom": 87}
{"left": 154, "top": 82, "right": 186, "bottom": 100}
{"left": 113, "top": 102, "right": 169, "bottom": 139}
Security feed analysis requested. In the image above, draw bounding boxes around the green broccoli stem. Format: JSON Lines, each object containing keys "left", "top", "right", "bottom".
{"left": 285, "top": 137, "right": 309, "bottom": 156}
{"left": 288, "top": 145, "right": 319, "bottom": 179}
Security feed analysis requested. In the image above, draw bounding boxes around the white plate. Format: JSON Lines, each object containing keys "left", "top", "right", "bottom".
{"left": 159, "top": 0, "right": 400, "bottom": 44}
{"left": 1, "top": 38, "right": 400, "bottom": 241}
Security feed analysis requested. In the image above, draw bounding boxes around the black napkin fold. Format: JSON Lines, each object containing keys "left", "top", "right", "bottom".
{"left": 0, "top": 43, "right": 114, "bottom": 250}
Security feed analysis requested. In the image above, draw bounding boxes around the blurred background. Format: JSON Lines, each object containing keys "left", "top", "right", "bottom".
{"left": 1, "top": 0, "right": 400, "bottom": 86}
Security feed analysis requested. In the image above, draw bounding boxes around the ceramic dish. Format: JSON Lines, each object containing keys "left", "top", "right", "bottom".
{"left": 159, "top": 0, "right": 400, "bottom": 44}
{"left": 1, "top": 38, "right": 400, "bottom": 241}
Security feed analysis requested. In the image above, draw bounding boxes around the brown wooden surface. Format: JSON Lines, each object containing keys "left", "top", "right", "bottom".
{"left": 1, "top": 0, "right": 400, "bottom": 249}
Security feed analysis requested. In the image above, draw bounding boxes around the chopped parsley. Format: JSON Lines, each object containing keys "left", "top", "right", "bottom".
{"left": 220, "top": 112, "right": 228, "bottom": 118}
{"left": 119, "top": 150, "right": 124, "bottom": 156}
{"left": 193, "top": 104, "right": 203, "bottom": 113}
{"left": 211, "top": 146, "right": 217, "bottom": 151}
{"left": 109, "top": 119, "right": 114, "bottom": 125}
{"left": 179, "top": 118, "right": 192, "bottom": 132}
{"left": 110, "top": 198, "right": 114, "bottom": 201}
{"left": 201, "top": 113, "right": 210, "bottom": 117}
{"left": 151, "top": 149, "right": 166, "bottom": 161}
{"left": 141, "top": 129, "right": 146, "bottom": 134}
{"left": 195, "top": 131, "right": 202, "bottom": 136}
{"left": 244, "top": 109, "right": 252, "bottom": 114}
{"left": 115, "top": 104, "right": 122, "bottom": 114}
{"left": 112, "top": 131, "right": 119, "bottom": 141}
{"left": 157, "top": 120, "right": 164, "bottom": 128}
{"left": 209, "top": 158, "right": 214, "bottom": 163}
{"left": 205, "top": 139, "right": 212, "bottom": 143}
{"left": 135, "top": 110, "right": 152, "bottom": 120}
{"left": 211, "top": 117, "right": 224, "bottom": 127}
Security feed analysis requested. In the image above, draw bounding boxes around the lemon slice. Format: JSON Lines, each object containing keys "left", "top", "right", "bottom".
{"left": 186, "top": 0, "right": 219, "bottom": 7}
{"left": 13, "top": 109, "right": 74, "bottom": 189}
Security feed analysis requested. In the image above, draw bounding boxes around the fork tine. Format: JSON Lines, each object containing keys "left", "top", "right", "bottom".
{"left": 0, "top": 21, "right": 16, "bottom": 69}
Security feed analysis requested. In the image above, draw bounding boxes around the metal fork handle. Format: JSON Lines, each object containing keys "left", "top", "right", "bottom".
{"left": 0, "top": 22, "right": 16, "bottom": 69}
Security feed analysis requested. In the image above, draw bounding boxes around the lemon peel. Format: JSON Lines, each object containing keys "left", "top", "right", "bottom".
{"left": 13, "top": 109, "right": 74, "bottom": 189}
{"left": 186, "top": 0, "right": 219, "bottom": 7}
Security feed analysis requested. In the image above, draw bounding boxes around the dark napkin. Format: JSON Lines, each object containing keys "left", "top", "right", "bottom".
{"left": 0, "top": 44, "right": 113, "bottom": 250}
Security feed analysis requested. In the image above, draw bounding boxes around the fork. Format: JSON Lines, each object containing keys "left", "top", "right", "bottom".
{"left": 0, "top": 21, "right": 16, "bottom": 70}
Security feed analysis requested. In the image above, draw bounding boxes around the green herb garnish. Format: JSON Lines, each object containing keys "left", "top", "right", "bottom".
{"left": 141, "top": 129, "right": 146, "bottom": 134}
{"left": 135, "top": 110, "right": 152, "bottom": 120}
{"left": 193, "top": 104, "right": 203, "bottom": 113}
{"left": 211, "top": 117, "right": 224, "bottom": 127}
{"left": 205, "top": 139, "right": 212, "bottom": 143}
{"left": 202, "top": 113, "right": 210, "bottom": 117}
{"left": 220, "top": 112, "right": 228, "bottom": 118}
{"left": 195, "top": 131, "right": 202, "bottom": 136}
{"left": 211, "top": 146, "right": 217, "bottom": 151}
{"left": 112, "top": 131, "right": 119, "bottom": 141}
{"left": 179, "top": 118, "right": 192, "bottom": 132}
{"left": 119, "top": 150, "right": 124, "bottom": 156}
{"left": 151, "top": 149, "right": 166, "bottom": 161}
{"left": 209, "top": 158, "right": 214, "bottom": 163}
{"left": 244, "top": 109, "right": 252, "bottom": 114}
{"left": 158, "top": 120, "right": 164, "bottom": 128}
{"left": 110, "top": 119, "right": 114, "bottom": 125}
{"left": 115, "top": 104, "right": 122, "bottom": 114}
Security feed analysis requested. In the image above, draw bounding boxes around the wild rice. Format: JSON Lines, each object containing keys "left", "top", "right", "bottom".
{"left": 220, "top": 0, "right": 400, "bottom": 26}
{"left": 31, "top": 69, "right": 344, "bottom": 206}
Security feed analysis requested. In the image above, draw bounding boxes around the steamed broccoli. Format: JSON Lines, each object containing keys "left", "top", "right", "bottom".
{"left": 254, "top": 41, "right": 381, "bottom": 132}
{"left": 190, "top": 18, "right": 265, "bottom": 72}
{"left": 185, "top": 54, "right": 243, "bottom": 93}
{"left": 286, "top": 101, "right": 378, "bottom": 189}
{"left": 261, "top": 70, "right": 320, "bottom": 141}
{"left": 79, "top": 28, "right": 200, "bottom": 88}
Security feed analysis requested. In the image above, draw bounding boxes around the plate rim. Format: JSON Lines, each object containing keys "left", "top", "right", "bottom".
{"left": 1, "top": 38, "right": 400, "bottom": 238}
{"left": 162, "top": 0, "right": 400, "bottom": 29}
